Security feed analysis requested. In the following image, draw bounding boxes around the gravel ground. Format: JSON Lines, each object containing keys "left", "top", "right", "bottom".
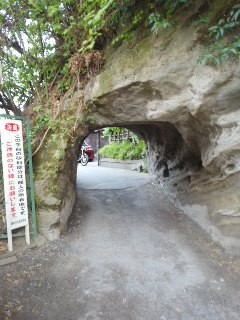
{"left": 0, "top": 182, "right": 240, "bottom": 320}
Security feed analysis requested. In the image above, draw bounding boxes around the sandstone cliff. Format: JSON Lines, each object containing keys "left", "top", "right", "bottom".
{"left": 34, "top": 10, "right": 240, "bottom": 256}
{"left": 84, "top": 26, "right": 240, "bottom": 255}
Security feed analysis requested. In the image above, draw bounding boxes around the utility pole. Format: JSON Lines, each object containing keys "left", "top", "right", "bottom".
{"left": 97, "top": 130, "right": 101, "bottom": 166}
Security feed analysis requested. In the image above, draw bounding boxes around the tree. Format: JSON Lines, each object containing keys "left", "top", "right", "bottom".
{"left": 2, "top": 0, "right": 225, "bottom": 115}
{"left": 0, "top": 0, "right": 76, "bottom": 114}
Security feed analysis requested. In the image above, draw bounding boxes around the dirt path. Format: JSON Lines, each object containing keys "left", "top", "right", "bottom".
{"left": 1, "top": 180, "right": 240, "bottom": 319}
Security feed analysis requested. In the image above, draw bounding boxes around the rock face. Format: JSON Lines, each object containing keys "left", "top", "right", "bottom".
{"left": 34, "top": 25, "right": 240, "bottom": 255}
{"left": 84, "top": 27, "right": 240, "bottom": 255}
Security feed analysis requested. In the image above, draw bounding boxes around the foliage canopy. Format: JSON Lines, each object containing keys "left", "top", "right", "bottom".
{"left": 0, "top": 0, "right": 239, "bottom": 115}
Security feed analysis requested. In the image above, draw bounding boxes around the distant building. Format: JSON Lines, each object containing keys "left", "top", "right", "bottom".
{"left": 85, "top": 130, "right": 108, "bottom": 152}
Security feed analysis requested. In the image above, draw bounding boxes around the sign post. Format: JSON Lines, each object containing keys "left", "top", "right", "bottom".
{"left": 0, "top": 118, "right": 30, "bottom": 251}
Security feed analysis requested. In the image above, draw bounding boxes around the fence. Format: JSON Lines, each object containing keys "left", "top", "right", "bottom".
{"left": 110, "top": 130, "right": 130, "bottom": 143}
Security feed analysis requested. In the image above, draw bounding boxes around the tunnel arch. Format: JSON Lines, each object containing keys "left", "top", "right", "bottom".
{"left": 34, "top": 26, "right": 240, "bottom": 255}
{"left": 34, "top": 74, "right": 240, "bottom": 257}
{"left": 80, "top": 119, "right": 203, "bottom": 177}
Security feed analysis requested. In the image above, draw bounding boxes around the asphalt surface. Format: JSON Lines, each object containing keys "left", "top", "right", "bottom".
{"left": 77, "top": 161, "right": 151, "bottom": 189}
{"left": 1, "top": 162, "right": 240, "bottom": 319}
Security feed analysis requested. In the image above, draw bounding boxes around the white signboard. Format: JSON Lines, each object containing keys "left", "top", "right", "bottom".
{"left": 0, "top": 118, "right": 30, "bottom": 250}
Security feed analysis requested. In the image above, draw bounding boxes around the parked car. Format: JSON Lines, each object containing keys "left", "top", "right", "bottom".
{"left": 81, "top": 141, "right": 94, "bottom": 161}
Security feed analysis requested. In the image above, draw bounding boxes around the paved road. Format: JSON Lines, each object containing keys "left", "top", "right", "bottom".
{"left": 77, "top": 161, "right": 151, "bottom": 190}
{"left": 1, "top": 164, "right": 240, "bottom": 319}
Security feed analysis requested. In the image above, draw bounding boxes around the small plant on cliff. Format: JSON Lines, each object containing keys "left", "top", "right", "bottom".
{"left": 157, "top": 0, "right": 192, "bottom": 14}
{"left": 199, "top": 4, "right": 240, "bottom": 65}
{"left": 148, "top": 13, "right": 173, "bottom": 35}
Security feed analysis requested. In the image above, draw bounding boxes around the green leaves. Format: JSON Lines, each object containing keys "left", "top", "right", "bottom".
{"left": 163, "top": 0, "right": 191, "bottom": 14}
{"left": 209, "top": 19, "right": 240, "bottom": 41}
{"left": 99, "top": 140, "right": 146, "bottom": 160}
{"left": 230, "top": 4, "right": 240, "bottom": 22}
{"left": 0, "top": 0, "right": 195, "bottom": 114}
{"left": 2, "top": 0, "right": 237, "bottom": 115}
{"left": 148, "top": 13, "right": 172, "bottom": 35}
{"left": 209, "top": 4, "right": 240, "bottom": 41}
{"left": 0, "top": 0, "right": 58, "bottom": 112}
{"left": 200, "top": 36, "right": 240, "bottom": 65}
{"left": 200, "top": 4, "right": 240, "bottom": 65}
{"left": 79, "top": 0, "right": 115, "bottom": 52}
{"left": 48, "top": 5, "right": 60, "bottom": 18}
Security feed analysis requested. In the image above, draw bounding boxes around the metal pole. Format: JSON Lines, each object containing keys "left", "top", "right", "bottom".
{"left": 26, "top": 117, "right": 38, "bottom": 239}
{"left": 7, "top": 227, "right": 13, "bottom": 251}
{"left": 97, "top": 130, "right": 100, "bottom": 166}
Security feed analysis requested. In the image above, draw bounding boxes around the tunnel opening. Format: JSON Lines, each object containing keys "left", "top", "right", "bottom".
{"left": 76, "top": 121, "right": 203, "bottom": 198}
{"left": 30, "top": 18, "right": 240, "bottom": 256}
{"left": 35, "top": 99, "right": 240, "bottom": 256}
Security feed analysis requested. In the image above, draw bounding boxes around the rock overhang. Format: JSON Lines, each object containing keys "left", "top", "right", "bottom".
{"left": 34, "top": 24, "right": 240, "bottom": 255}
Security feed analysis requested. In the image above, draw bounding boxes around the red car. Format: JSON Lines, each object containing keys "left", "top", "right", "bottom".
{"left": 81, "top": 141, "right": 94, "bottom": 161}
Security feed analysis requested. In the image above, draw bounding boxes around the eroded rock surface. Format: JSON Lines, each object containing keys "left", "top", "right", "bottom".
{"left": 84, "top": 27, "right": 240, "bottom": 255}
{"left": 34, "top": 25, "right": 240, "bottom": 255}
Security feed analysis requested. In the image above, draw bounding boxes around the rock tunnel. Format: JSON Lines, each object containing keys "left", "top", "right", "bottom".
{"left": 33, "top": 27, "right": 240, "bottom": 255}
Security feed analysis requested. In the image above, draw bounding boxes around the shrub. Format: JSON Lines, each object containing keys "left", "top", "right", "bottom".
{"left": 98, "top": 141, "right": 146, "bottom": 160}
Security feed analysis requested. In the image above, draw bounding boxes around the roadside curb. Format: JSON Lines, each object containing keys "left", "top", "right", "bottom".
{"left": 99, "top": 158, "right": 145, "bottom": 171}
